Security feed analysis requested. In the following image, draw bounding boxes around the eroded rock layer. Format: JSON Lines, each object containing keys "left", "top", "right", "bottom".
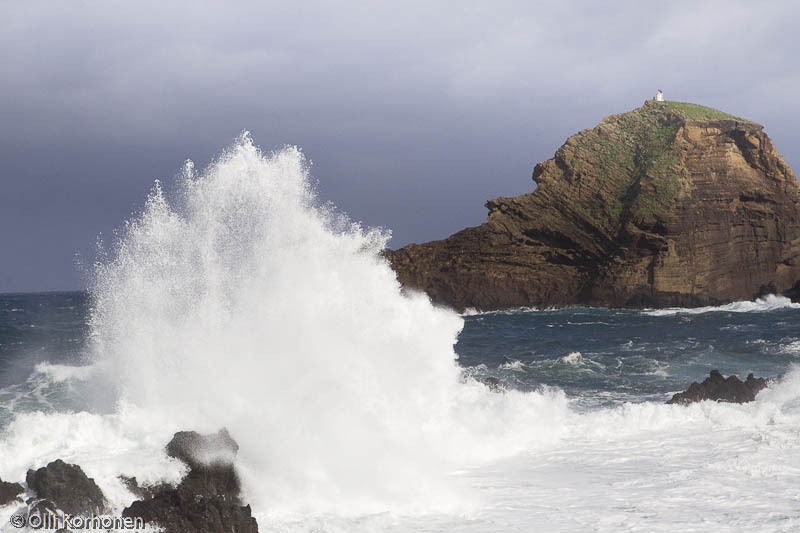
{"left": 386, "top": 101, "right": 800, "bottom": 311}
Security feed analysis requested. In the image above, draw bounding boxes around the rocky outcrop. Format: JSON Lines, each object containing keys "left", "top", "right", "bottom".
{"left": 3, "top": 430, "right": 257, "bottom": 532}
{"left": 0, "top": 477, "right": 23, "bottom": 506}
{"left": 667, "top": 370, "right": 773, "bottom": 404}
{"left": 386, "top": 101, "right": 800, "bottom": 311}
{"left": 124, "top": 489, "right": 258, "bottom": 533}
{"left": 166, "top": 428, "right": 239, "bottom": 469}
{"left": 25, "top": 459, "right": 106, "bottom": 516}
{"left": 122, "top": 429, "right": 258, "bottom": 533}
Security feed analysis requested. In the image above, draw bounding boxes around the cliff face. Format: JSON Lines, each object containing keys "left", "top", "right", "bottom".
{"left": 386, "top": 101, "right": 800, "bottom": 311}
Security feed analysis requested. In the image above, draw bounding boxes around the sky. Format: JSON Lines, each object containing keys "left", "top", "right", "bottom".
{"left": 2, "top": 0, "right": 799, "bottom": 292}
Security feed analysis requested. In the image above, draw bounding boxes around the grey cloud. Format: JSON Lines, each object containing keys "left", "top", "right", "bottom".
{"left": 1, "top": 0, "right": 799, "bottom": 291}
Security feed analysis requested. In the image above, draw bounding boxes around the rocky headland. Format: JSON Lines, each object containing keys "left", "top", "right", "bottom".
{"left": 386, "top": 101, "right": 800, "bottom": 311}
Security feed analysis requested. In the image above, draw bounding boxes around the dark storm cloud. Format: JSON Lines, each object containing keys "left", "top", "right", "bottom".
{"left": 1, "top": 1, "right": 799, "bottom": 291}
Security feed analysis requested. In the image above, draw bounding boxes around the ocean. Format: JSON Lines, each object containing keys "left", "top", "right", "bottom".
{"left": 1, "top": 136, "right": 799, "bottom": 532}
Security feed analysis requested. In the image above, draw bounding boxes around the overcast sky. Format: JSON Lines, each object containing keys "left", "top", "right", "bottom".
{"left": 2, "top": 0, "right": 799, "bottom": 292}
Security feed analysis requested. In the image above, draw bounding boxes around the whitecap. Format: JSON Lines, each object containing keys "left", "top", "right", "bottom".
{"left": 643, "top": 294, "right": 799, "bottom": 316}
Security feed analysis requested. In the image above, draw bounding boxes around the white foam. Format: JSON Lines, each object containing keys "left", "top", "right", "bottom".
{"left": 253, "top": 368, "right": 800, "bottom": 531}
{"left": 644, "top": 294, "right": 799, "bottom": 316}
{"left": 499, "top": 359, "right": 526, "bottom": 371}
{"left": 0, "top": 407, "right": 186, "bottom": 513}
{"left": 778, "top": 340, "right": 800, "bottom": 355}
{"left": 33, "top": 362, "right": 96, "bottom": 382}
{"left": 560, "top": 351, "right": 583, "bottom": 365}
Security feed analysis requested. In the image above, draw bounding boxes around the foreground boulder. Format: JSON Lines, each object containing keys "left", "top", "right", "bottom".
{"left": 0, "top": 477, "right": 23, "bottom": 506}
{"left": 124, "top": 489, "right": 258, "bottom": 533}
{"left": 25, "top": 459, "right": 106, "bottom": 515}
{"left": 386, "top": 101, "right": 800, "bottom": 311}
{"left": 122, "top": 429, "right": 258, "bottom": 533}
{"left": 667, "top": 370, "right": 772, "bottom": 405}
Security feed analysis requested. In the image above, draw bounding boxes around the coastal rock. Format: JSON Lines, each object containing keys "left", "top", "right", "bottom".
{"left": 123, "top": 489, "right": 258, "bottom": 533}
{"left": 166, "top": 429, "right": 239, "bottom": 470}
{"left": 667, "top": 370, "right": 772, "bottom": 404}
{"left": 25, "top": 459, "right": 106, "bottom": 515}
{"left": 119, "top": 475, "right": 171, "bottom": 501}
{"left": 0, "top": 477, "right": 24, "bottom": 506}
{"left": 386, "top": 101, "right": 800, "bottom": 311}
{"left": 165, "top": 429, "right": 241, "bottom": 500}
{"left": 122, "top": 429, "right": 258, "bottom": 533}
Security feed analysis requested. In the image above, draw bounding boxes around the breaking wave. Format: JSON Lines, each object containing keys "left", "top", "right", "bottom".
{"left": 643, "top": 294, "right": 799, "bottom": 316}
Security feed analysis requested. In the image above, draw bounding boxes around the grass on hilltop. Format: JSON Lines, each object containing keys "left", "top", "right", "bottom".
{"left": 654, "top": 101, "right": 752, "bottom": 122}
{"left": 570, "top": 99, "right": 754, "bottom": 226}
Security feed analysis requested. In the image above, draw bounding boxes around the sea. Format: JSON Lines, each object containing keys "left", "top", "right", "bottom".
{"left": 1, "top": 135, "right": 799, "bottom": 532}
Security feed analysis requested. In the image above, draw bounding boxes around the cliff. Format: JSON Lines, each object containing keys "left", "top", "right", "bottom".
{"left": 386, "top": 101, "right": 800, "bottom": 311}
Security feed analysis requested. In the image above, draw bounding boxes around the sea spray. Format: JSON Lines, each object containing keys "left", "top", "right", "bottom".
{"left": 83, "top": 134, "right": 570, "bottom": 516}
{"left": 10, "top": 135, "right": 796, "bottom": 530}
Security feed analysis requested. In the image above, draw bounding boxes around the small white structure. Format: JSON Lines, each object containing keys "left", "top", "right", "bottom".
{"left": 656, "top": 89, "right": 664, "bottom": 102}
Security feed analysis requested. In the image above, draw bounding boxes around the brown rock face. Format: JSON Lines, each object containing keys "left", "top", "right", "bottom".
{"left": 386, "top": 101, "right": 800, "bottom": 311}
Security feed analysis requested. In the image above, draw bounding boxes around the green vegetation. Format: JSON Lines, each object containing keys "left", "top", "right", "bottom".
{"left": 568, "top": 100, "right": 753, "bottom": 227}
{"left": 653, "top": 101, "right": 752, "bottom": 123}
{"left": 625, "top": 114, "right": 683, "bottom": 221}
{"left": 568, "top": 102, "right": 693, "bottom": 227}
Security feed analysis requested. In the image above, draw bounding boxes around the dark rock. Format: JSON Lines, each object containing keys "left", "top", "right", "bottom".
{"left": 119, "top": 475, "right": 171, "bottom": 501}
{"left": 481, "top": 377, "right": 504, "bottom": 392}
{"left": 782, "top": 279, "right": 800, "bottom": 302}
{"left": 23, "top": 499, "right": 76, "bottom": 532}
{"left": 25, "top": 459, "right": 106, "bottom": 515}
{"left": 123, "top": 429, "right": 258, "bottom": 533}
{"left": 386, "top": 101, "right": 800, "bottom": 311}
{"left": 26, "top": 499, "right": 58, "bottom": 514}
{"left": 0, "top": 477, "right": 24, "bottom": 506}
{"left": 25, "top": 499, "right": 59, "bottom": 523}
{"left": 166, "top": 429, "right": 239, "bottom": 471}
{"left": 123, "top": 489, "right": 258, "bottom": 533}
{"left": 165, "top": 429, "right": 241, "bottom": 501}
{"left": 667, "top": 370, "right": 773, "bottom": 405}
{"left": 756, "top": 281, "right": 778, "bottom": 299}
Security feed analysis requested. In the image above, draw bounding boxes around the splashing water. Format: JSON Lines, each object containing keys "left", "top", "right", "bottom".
{"left": 81, "top": 134, "right": 566, "bottom": 517}
{"left": 643, "top": 294, "right": 800, "bottom": 316}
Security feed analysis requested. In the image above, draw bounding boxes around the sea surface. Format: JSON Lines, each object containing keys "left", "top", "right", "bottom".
{"left": 1, "top": 137, "right": 799, "bottom": 532}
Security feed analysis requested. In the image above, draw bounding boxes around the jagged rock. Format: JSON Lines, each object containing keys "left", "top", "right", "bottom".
{"left": 25, "top": 459, "right": 106, "bottom": 515}
{"left": 386, "top": 101, "right": 800, "bottom": 311}
{"left": 165, "top": 429, "right": 239, "bottom": 470}
{"left": 123, "top": 489, "right": 257, "bottom": 533}
{"left": 667, "top": 370, "right": 772, "bottom": 404}
{"left": 122, "top": 429, "right": 258, "bottom": 533}
{"left": 0, "top": 477, "right": 24, "bottom": 506}
{"left": 783, "top": 279, "right": 800, "bottom": 302}
{"left": 165, "top": 429, "right": 241, "bottom": 500}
